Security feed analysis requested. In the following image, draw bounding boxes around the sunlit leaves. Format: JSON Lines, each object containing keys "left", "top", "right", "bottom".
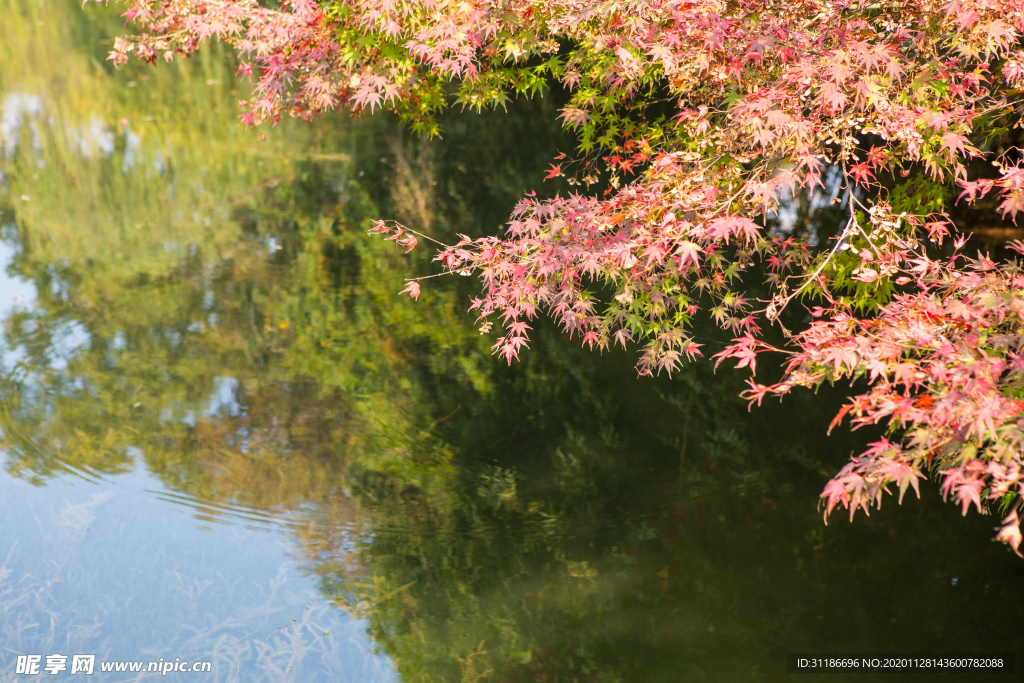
{"left": 105, "top": 0, "right": 1024, "bottom": 550}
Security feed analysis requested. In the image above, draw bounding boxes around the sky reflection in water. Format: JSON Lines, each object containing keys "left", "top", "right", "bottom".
{"left": 0, "top": 455, "right": 395, "bottom": 682}
{"left": 0, "top": 228, "right": 390, "bottom": 679}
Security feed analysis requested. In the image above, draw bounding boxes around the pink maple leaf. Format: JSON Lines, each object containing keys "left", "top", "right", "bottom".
{"left": 849, "top": 162, "right": 875, "bottom": 187}
{"left": 706, "top": 216, "right": 760, "bottom": 244}
{"left": 821, "top": 478, "right": 851, "bottom": 519}
{"left": 400, "top": 280, "right": 421, "bottom": 300}
{"left": 999, "top": 191, "right": 1024, "bottom": 222}
{"left": 939, "top": 131, "right": 972, "bottom": 159}
{"left": 557, "top": 107, "right": 590, "bottom": 130}
{"left": 674, "top": 241, "right": 702, "bottom": 269}
{"left": 994, "top": 509, "right": 1024, "bottom": 557}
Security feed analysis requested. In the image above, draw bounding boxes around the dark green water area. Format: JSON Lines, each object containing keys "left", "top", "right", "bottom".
{"left": 1, "top": 2, "right": 1022, "bottom": 681}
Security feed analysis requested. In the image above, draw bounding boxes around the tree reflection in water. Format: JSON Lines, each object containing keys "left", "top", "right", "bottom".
{"left": 1, "top": 1, "right": 1023, "bottom": 681}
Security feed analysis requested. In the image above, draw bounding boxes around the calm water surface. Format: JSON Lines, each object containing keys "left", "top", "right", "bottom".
{"left": 1, "top": 1, "right": 1023, "bottom": 681}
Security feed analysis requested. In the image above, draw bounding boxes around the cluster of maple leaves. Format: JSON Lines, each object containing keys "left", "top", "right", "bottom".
{"left": 103, "top": 0, "right": 1024, "bottom": 553}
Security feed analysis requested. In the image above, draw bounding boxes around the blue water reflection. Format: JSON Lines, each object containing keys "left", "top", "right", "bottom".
{"left": 0, "top": 456, "right": 396, "bottom": 682}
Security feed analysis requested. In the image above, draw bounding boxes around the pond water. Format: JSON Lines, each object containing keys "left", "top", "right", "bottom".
{"left": 1, "top": 1, "right": 1023, "bottom": 681}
